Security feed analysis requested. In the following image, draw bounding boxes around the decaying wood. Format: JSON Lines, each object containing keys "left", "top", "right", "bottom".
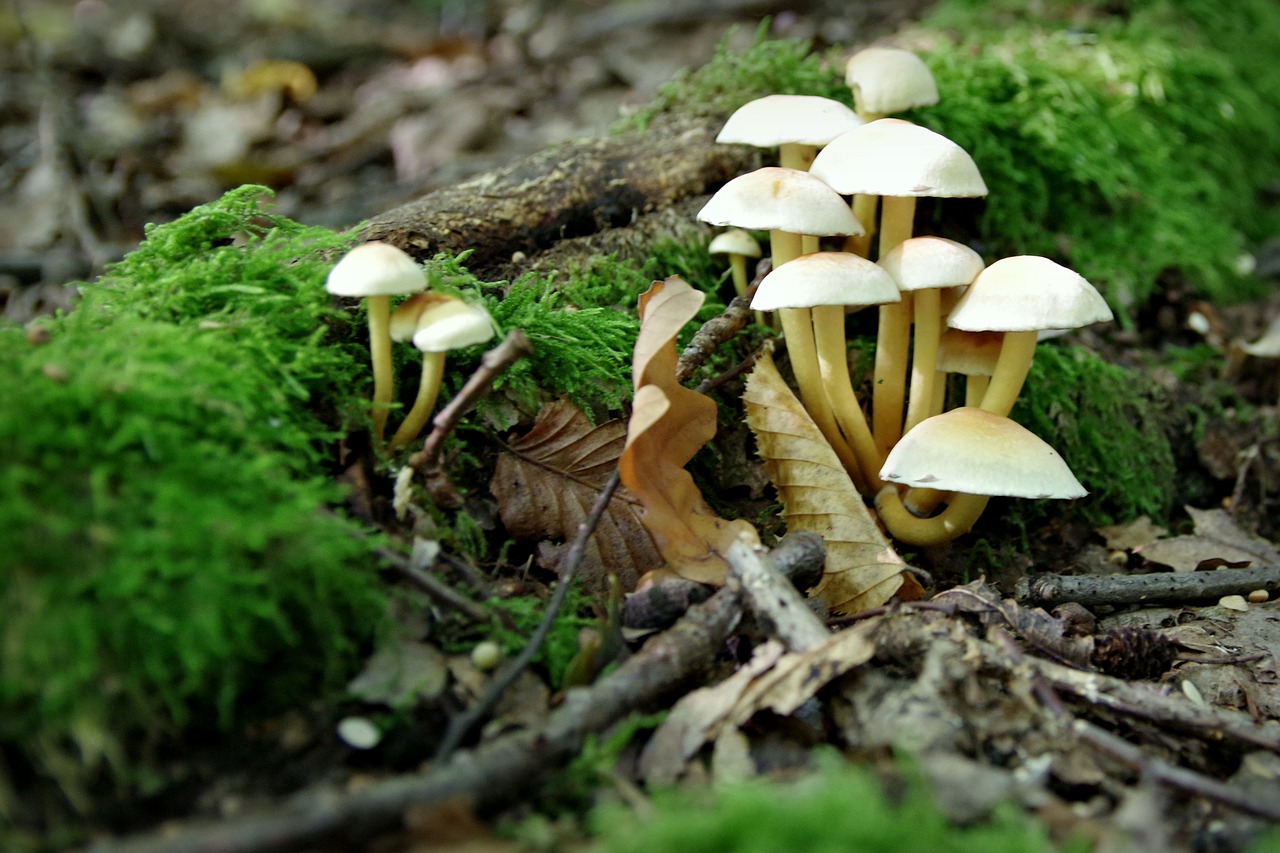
{"left": 89, "top": 534, "right": 824, "bottom": 853}
{"left": 1016, "top": 566, "right": 1280, "bottom": 609}
{"left": 361, "top": 115, "right": 763, "bottom": 280}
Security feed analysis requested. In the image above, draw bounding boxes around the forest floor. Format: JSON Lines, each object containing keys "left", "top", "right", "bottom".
{"left": 4, "top": 1, "right": 1280, "bottom": 852}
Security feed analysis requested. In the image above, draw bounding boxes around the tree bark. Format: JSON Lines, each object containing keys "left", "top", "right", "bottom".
{"left": 360, "top": 115, "right": 763, "bottom": 279}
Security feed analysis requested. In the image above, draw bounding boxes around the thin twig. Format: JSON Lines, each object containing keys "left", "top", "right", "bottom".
{"left": 1016, "top": 565, "right": 1280, "bottom": 609}
{"left": 675, "top": 291, "right": 754, "bottom": 385}
{"left": 408, "top": 329, "right": 533, "bottom": 474}
{"left": 433, "top": 466, "right": 622, "bottom": 762}
{"left": 376, "top": 544, "right": 491, "bottom": 623}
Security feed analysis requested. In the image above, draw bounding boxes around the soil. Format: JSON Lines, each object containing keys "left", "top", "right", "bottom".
{"left": 5, "top": 1, "right": 1280, "bottom": 852}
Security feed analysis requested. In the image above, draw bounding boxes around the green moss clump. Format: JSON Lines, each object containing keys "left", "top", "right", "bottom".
{"left": 1011, "top": 345, "right": 1177, "bottom": 526}
{"left": 0, "top": 187, "right": 386, "bottom": 807}
{"left": 921, "top": 0, "right": 1280, "bottom": 312}
{"left": 591, "top": 752, "right": 1082, "bottom": 853}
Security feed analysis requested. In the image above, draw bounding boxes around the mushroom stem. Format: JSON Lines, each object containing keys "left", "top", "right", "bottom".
{"left": 778, "top": 142, "right": 817, "bottom": 172}
{"left": 875, "top": 485, "right": 991, "bottom": 546}
{"left": 845, "top": 193, "right": 878, "bottom": 257}
{"left": 903, "top": 287, "right": 942, "bottom": 434}
{"left": 770, "top": 229, "right": 860, "bottom": 477}
{"left": 727, "top": 254, "right": 749, "bottom": 297}
{"left": 979, "top": 329, "right": 1038, "bottom": 417}
{"left": 389, "top": 351, "right": 447, "bottom": 448}
{"left": 812, "top": 304, "right": 880, "bottom": 493}
{"left": 870, "top": 195, "right": 917, "bottom": 456}
{"left": 964, "top": 374, "right": 989, "bottom": 407}
{"left": 367, "top": 294, "right": 395, "bottom": 443}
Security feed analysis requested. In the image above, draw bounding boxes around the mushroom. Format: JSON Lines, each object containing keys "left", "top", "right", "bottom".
{"left": 707, "top": 229, "right": 762, "bottom": 299}
{"left": 387, "top": 293, "right": 496, "bottom": 448}
{"left": 752, "top": 251, "right": 900, "bottom": 491}
{"left": 842, "top": 46, "right": 940, "bottom": 256}
{"left": 876, "top": 236, "right": 985, "bottom": 432}
{"left": 810, "top": 119, "right": 988, "bottom": 455}
{"left": 698, "top": 167, "right": 862, "bottom": 460}
{"left": 874, "top": 407, "right": 1086, "bottom": 546}
{"left": 716, "top": 94, "right": 864, "bottom": 172}
{"left": 325, "top": 242, "right": 427, "bottom": 443}
{"left": 946, "top": 255, "right": 1113, "bottom": 417}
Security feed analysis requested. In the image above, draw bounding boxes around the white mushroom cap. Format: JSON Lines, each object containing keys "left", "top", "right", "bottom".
{"left": 708, "top": 229, "right": 762, "bottom": 258}
{"left": 946, "top": 255, "right": 1113, "bottom": 333}
{"left": 697, "top": 167, "right": 863, "bottom": 236}
{"left": 752, "top": 251, "right": 900, "bottom": 310}
{"left": 716, "top": 94, "right": 864, "bottom": 148}
{"left": 845, "top": 47, "right": 939, "bottom": 117}
{"left": 412, "top": 301, "right": 496, "bottom": 352}
{"left": 879, "top": 407, "right": 1086, "bottom": 499}
{"left": 877, "top": 236, "right": 985, "bottom": 292}
{"left": 389, "top": 292, "right": 452, "bottom": 343}
{"left": 809, "top": 118, "right": 988, "bottom": 198}
{"left": 325, "top": 241, "right": 425, "bottom": 297}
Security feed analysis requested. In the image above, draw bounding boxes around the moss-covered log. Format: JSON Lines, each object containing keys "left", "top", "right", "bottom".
{"left": 361, "top": 116, "right": 762, "bottom": 280}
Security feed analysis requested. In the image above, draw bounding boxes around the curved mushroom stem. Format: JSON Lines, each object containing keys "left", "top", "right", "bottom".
{"left": 870, "top": 195, "right": 917, "bottom": 456}
{"left": 727, "top": 254, "right": 749, "bottom": 297}
{"left": 903, "top": 287, "right": 942, "bottom": 434}
{"left": 979, "top": 329, "right": 1038, "bottom": 417}
{"left": 875, "top": 485, "right": 991, "bottom": 546}
{"left": 367, "top": 294, "right": 395, "bottom": 443}
{"left": 389, "top": 351, "right": 446, "bottom": 448}
{"left": 812, "top": 304, "right": 881, "bottom": 493}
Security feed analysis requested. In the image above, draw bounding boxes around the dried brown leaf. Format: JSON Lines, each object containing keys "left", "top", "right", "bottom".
{"left": 743, "top": 348, "right": 907, "bottom": 614}
{"left": 491, "top": 399, "right": 660, "bottom": 592}
{"left": 619, "top": 278, "right": 759, "bottom": 585}
{"left": 1138, "top": 506, "right": 1280, "bottom": 573}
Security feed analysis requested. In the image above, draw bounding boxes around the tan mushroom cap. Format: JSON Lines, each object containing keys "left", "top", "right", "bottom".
{"left": 946, "top": 255, "right": 1113, "bottom": 332}
{"left": 716, "top": 94, "right": 864, "bottom": 148}
{"left": 809, "top": 118, "right": 988, "bottom": 198}
{"left": 877, "top": 235, "right": 985, "bottom": 292}
{"left": 325, "top": 241, "right": 425, "bottom": 297}
{"left": 936, "top": 329, "right": 1003, "bottom": 376}
{"left": 697, "top": 167, "right": 863, "bottom": 236}
{"left": 708, "top": 229, "right": 762, "bottom": 258}
{"left": 752, "top": 251, "right": 900, "bottom": 311}
{"left": 845, "top": 47, "right": 939, "bottom": 117}
{"left": 879, "top": 407, "right": 1086, "bottom": 499}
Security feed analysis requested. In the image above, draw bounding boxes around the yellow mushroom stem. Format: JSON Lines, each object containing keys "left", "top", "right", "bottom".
{"left": 978, "top": 329, "right": 1038, "bottom": 417}
{"left": 769, "top": 229, "right": 861, "bottom": 478}
{"left": 903, "top": 287, "right": 942, "bottom": 434}
{"left": 778, "top": 142, "right": 818, "bottom": 172}
{"left": 845, "top": 193, "right": 878, "bottom": 258}
{"left": 875, "top": 484, "right": 992, "bottom": 547}
{"left": 870, "top": 195, "right": 917, "bottom": 457}
{"left": 726, "top": 253, "right": 749, "bottom": 297}
{"left": 366, "top": 294, "right": 395, "bottom": 443}
{"left": 812, "top": 304, "right": 881, "bottom": 493}
{"left": 389, "top": 350, "right": 446, "bottom": 448}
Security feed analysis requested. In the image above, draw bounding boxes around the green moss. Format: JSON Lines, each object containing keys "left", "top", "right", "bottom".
{"left": 0, "top": 188, "right": 386, "bottom": 805}
{"left": 625, "top": 3, "right": 1280, "bottom": 316}
{"left": 591, "top": 751, "right": 1082, "bottom": 853}
{"left": 1011, "top": 345, "right": 1177, "bottom": 526}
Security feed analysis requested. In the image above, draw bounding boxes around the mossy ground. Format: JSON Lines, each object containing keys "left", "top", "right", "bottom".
{"left": 5, "top": 0, "right": 1280, "bottom": 846}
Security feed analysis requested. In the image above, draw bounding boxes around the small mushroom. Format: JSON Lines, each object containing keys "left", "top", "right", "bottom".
{"left": 387, "top": 294, "right": 496, "bottom": 448}
{"left": 707, "top": 229, "right": 762, "bottom": 299}
{"left": 325, "top": 242, "right": 427, "bottom": 443}
{"left": 874, "top": 407, "right": 1086, "bottom": 546}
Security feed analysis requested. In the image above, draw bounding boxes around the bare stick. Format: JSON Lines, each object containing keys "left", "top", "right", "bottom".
{"left": 675, "top": 291, "right": 754, "bottom": 385}
{"left": 1016, "top": 566, "right": 1280, "bottom": 609}
{"left": 725, "top": 532, "right": 829, "bottom": 652}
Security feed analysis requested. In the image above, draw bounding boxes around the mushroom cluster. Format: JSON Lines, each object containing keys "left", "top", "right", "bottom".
{"left": 702, "top": 46, "right": 1114, "bottom": 546}
{"left": 325, "top": 242, "right": 496, "bottom": 450}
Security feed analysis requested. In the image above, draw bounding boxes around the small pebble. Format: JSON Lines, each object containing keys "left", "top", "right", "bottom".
{"left": 471, "top": 639, "right": 502, "bottom": 671}
{"left": 42, "top": 363, "right": 68, "bottom": 383}
{"left": 336, "top": 716, "right": 381, "bottom": 750}
{"left": 1248, "top": 589, "right": 1269, "bottom": 604}
{"left": 1218, "top": 594, "right": 1249, "bottom": 612}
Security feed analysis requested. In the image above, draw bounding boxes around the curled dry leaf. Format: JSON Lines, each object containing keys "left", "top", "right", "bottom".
{"left": 619, "top": 277, "right": 759, "bottom": 585}
{"left": 491, "top": 399, "right": 660, "bottom": 592}
{"left": 743, "top": 348, "right": 911, "bottom": 614}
